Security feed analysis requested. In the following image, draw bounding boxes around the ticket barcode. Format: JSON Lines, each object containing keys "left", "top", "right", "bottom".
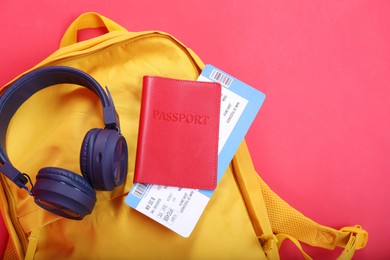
{"left": 131, "top": 183, "right": 149, "bottom": 198}
{"left": 210, "top": 69, "right": 233, "bottom": 87}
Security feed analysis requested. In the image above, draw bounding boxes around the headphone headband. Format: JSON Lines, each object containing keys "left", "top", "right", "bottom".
{"left": 0, "top": 66, "right": 120, "bottom": 187}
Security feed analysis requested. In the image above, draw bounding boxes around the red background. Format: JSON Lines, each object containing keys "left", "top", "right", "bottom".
{"left": 1, "top": 1, "right": 389, "bottom": 259}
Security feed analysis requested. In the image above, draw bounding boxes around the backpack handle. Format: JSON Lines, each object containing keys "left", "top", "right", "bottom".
{"left": 60, "top": 12, "right": 127, "bottom": 48}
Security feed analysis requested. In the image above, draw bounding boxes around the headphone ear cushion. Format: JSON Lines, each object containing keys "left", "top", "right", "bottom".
{"left": 80, "top": 128, "right": 128, "bottom": 191}
{"left": 80, "top": 128, "right": 100, "bottom": 181}
{"left": 32, "top": 167, "right": 96, "bottom": 220}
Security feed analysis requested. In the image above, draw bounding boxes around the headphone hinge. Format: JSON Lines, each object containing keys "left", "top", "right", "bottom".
{"left": 103, "top": 86, "right": 121, "bottom": 133}
{"left": 103, "top": 105, "right": 121, "bottom": 133}
{"left": 0, "top": 162, "right": 28, "bottom": 188}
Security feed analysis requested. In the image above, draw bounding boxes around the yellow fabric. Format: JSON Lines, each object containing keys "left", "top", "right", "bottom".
{"left": 276, "top": 233, "right": 313, "bottom": 260}
{"left": 0, "top": 12, "right": 367, "bottom": 260}
{"left": 25, "top": 229, "right": 39, "bottom": 260}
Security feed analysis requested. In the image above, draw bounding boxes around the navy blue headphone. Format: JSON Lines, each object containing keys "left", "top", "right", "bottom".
{"left": 0, "top": 66, "right": 128, "bottom": 220}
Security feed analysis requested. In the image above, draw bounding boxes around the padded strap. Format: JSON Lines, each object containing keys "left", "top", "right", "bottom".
{"left": 232, "top": 141, "right": 368, "bottom": 259}
{"left": 232, "top": 141, "right": 279, "bottom": 259}
{"left": 60, "top": 12, "right": 127, "bottom": 48}
{"left": 258, "top": 172, "right": 368, "bottom": 256}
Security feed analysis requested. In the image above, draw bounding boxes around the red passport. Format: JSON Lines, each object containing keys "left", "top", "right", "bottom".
{"left": 133, "top": 76, "right": 221, "bottom": 189}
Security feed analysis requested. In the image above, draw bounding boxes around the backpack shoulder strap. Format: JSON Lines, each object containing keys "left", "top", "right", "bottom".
{"left": 232, "top": 141, "right": 368, "bottom": 259}
{"left": 232, "top": 141, "right": 279, "bottom": 259}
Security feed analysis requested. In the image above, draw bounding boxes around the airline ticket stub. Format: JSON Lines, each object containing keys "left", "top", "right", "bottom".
{"left": 125, "top": 64, "right": 265, "bottom": 237}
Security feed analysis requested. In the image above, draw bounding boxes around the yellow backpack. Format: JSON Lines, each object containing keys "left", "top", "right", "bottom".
{"left": 0, "top": 12, "right": 367, "bottom": 259}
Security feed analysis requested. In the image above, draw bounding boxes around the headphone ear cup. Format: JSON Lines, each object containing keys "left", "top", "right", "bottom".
{"left": 80, "top": 128, "right": 128, "bottom": 191}
{"left": 32, "top": 167, "right": 96, "bottom": 220}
